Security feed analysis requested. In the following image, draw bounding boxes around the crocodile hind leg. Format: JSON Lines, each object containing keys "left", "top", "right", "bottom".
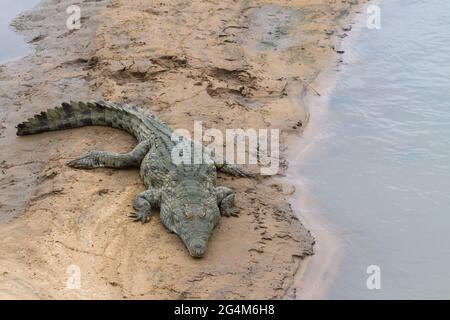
{"left": 129, "top": 188, "right": 161, "bottom": 223}
{"left": 68, "top": 140, "right": 151, "bottom": 169}
{"left": 215, "top": 186, "right": 239, "bottom": 217}
{"left": 216, "top": 163, "right": 255, "bottom": 178}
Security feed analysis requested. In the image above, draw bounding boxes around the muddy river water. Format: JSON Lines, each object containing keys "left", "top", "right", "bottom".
{"left": 295, "top": 0, "right": 450, "bottom": 299}
{"left": 0, "top": 0, "right": 40, "bottom": 64}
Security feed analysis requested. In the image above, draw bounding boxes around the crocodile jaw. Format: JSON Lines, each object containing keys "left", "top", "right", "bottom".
{"left": 186, "top": 239, "right": 208, "bottom": 258}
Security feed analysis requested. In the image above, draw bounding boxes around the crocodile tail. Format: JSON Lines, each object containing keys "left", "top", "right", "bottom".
{"left": 16, "top": 101, "right": 155, "bottom": 141}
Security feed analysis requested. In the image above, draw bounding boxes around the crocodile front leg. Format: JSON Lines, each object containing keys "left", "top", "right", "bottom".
{"left": 68, "top": 140, "right": 151, "bottom": 169}
{"left": 215, "top": 186, "right": 239, "bottom": 217}
{"left": 129, "top": 188, "right": 161, "bottom": 223}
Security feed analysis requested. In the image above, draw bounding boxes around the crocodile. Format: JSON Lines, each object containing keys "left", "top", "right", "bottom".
{"left": 16, "top": 101, "right": 249, "bottom": 258}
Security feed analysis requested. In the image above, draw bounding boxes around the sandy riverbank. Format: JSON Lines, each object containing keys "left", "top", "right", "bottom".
{"left": 0, "top": 0, "right": 364, "bottom": 299}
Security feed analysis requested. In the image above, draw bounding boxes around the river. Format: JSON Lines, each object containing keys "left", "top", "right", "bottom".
{"left": 0, "top": 0, "right": 40, "bottom": 64}
{"left": 294, "top": 0, "right": 450, "bottom": 299}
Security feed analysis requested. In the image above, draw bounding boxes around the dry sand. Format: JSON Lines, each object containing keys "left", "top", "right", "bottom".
{"left": 0, "top": 0, "right": 364, "bottom": 299}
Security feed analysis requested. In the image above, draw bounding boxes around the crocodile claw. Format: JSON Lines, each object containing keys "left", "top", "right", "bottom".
{"left": 129, "top": 211, "right": 151, "bottom": 223}
{"left": 221, "top": 207, "right": 239, "bottom": 217}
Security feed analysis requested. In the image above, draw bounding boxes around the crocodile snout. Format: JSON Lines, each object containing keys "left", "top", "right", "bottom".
{"left": 188, "top": 240, "right": 207, "bottom": 258}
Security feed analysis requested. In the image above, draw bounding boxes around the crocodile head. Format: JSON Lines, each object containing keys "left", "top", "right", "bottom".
{"left": 161, "top": 164, "right": 221, "bottom": 257}
{"left": 170, "top": 198, "right": 220, "bottom": 258}
{"left": 161, "top": 189, "right": 220, "bottom": 258}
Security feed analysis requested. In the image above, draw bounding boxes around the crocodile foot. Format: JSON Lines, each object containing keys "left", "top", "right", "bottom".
{"left": 129, "top": 211, "right": 151, "bottom": 223}
{"left": 219, "top": 164, "right": 255, "bottom": 178}
{"left": 221, "top": 206, "right": 239, "bottom": 217}
{"left": 67, "top": 152, "right": 102, "bottom": 169}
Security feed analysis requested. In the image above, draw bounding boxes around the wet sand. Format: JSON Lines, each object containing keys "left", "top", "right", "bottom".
{"left": 285, "top": 72, "right": 344, "bottom": 299}
{"left": 285, "top": 3, "right": 373, "bottom": 299}
{"left": 0, "top": 0, "right": 364, "bottom": 299}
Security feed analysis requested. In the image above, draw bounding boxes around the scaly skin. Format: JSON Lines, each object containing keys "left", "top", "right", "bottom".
{"left": 17, "top": 101, "right": 249, "bottom": 257}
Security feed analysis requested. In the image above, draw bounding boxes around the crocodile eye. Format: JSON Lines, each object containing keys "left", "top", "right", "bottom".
{"left": 169, "top": 170, "right": 178, "bottom": 181}
{"left": 184, "top": 211, "right": 193, "bottom": 219}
